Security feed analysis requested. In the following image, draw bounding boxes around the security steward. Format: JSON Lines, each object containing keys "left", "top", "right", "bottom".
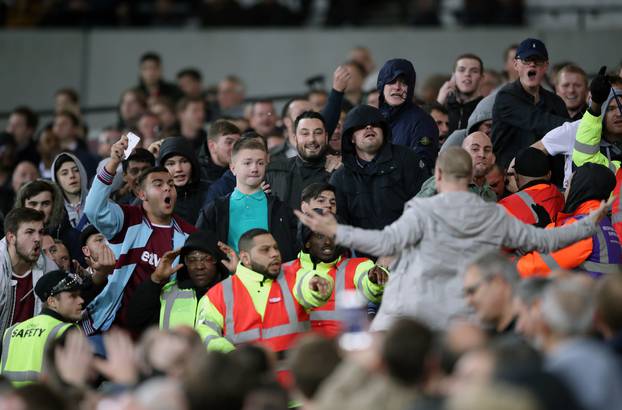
{"left": 517, "top": 163, "right": 622, "bottom": 278}
{"left": 500, "top": 147, "right": 565, "bottom": 227}
{"left": 194, "top": 228, "right": 333, "bottom": 353}
{"left": 283, "top": 219, "right": 389, "bottom": 338}
{"left": 1, "top": 270, "right": 84, "bottom": 386}
{"left": 127, "top": 230, "right": 229, "bottom": 332}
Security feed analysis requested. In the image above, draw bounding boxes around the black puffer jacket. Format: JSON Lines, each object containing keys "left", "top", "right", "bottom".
{"left": 491, "top": 80, "right": 568, "bottom": 169}
{"left": 158, "top": 137, "right": 209, "bottom": 225}
{"left": 195, "top": 193, "right": 299, "bottom": 262}
{"left": 329, "top": 105, "right": 429, "bottom": 230}
{"left": 265, "top": 156, "right": 330, "bottom": 210}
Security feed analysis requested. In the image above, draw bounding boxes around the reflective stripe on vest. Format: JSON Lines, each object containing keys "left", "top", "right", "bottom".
{"left": 160, "top": 284, "right": 197, "bottom": 330}
{"left": 309, "top": 260, "right": 367, "bottom": 322}
{"left": 222, "top": 273, "right": 308, "bottom": 346}
{"left": 540, "top": 253, "right": 561, "bottom": 271}
{"left": 1, "top": 321, "right": 69, "bottom": 384}
{"left": 309, "top": 261, "right": 348, "bottom": 322}
{"left": 515, "top": 191, "right": 539, "bottom": 223}
{"left": 574, "top": 141, "right": 600, "bottom": 155}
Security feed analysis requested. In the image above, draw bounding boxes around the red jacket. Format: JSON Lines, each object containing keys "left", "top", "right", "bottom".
{"left": 500, "top": 183, "right": 565, "bottom": 226}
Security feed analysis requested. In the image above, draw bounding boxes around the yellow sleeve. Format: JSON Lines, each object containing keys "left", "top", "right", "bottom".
{"left": 294, "top": 270, "right": 334, "bottom": 310}
{"left": 194, "top": 294, "right": 236, "bottom": 353}
{"left": 352, "top": 260, "right": 386, "bottom": 304}
{"left": 573, "top": 110, "right": 619, "bottom": 171}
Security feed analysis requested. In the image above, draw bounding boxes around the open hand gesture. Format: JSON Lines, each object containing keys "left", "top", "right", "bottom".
{"left": 218, "top": 241, "right": 239, "bottom": 273}
{"left": 151, "top": 249, "right": 183, "bottom": 284}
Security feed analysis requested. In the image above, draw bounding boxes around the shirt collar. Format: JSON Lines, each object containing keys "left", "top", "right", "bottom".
{"left": 231, "top": 188, "right": 265, "bottom": 201}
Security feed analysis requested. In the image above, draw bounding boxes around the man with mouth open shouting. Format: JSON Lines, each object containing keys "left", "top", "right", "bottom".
{"left": 491, "top": 38, "right": 569, "bottom": 169}
{"left": 377, "top": 58, "right": 439, "bottom": 174}
{"left": 83, "top": 134, "right": 196, "bottom": 334}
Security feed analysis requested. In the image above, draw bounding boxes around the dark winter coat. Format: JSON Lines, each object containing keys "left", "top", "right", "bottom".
{"left": 377, "top": 59, "right": 439, "bottom": 173}
{"left": 492, "top": 79, "right": 569, "bottom": 168}
{"left": 330, "top": 104, "right": 429, "bottom": 230}
{"left": 195, "top": 193, "right": 299, "bottom": 262}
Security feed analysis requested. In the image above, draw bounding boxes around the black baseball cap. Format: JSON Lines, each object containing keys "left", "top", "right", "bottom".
{"left": 515, "top": 38, "right": 548, "bottom": 61}
{"left": 35, "top": 270, "right": 84, "bottom": 301}
{"left": 79, "top": 225, "right": 101, "bottom": 248}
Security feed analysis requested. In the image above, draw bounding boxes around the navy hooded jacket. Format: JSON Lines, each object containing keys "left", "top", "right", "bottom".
{"left": 377, "top": 59, "right": 439, "bottom": 173}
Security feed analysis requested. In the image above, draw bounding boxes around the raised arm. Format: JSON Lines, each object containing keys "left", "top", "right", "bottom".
{"left": 84, "top": 136, "right": 129, "bottom": 239}
{"left": 321, "top": 66, "right": 349, "bottom": 136}
{"left": 572, "top": 66, "right": 618, "bottom": 171}
{"left": 295, "top": 203, "right": 424, "bottom": 257}
{"left": 499, "top": 203, "right": 605, "bottom": 253}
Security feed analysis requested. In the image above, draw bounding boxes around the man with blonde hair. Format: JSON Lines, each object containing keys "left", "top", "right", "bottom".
{"left": 297, "top": 146, "right": 611, "bottom": 331}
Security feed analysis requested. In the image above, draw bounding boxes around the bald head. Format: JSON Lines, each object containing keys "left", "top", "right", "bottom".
{"left": 462, "top": 131, "right": 495, "bottom": 178}
{"left": 436, "top": 147, "right": 473, "bottom": 183}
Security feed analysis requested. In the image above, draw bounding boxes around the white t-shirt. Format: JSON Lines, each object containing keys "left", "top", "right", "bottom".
{"left": 541, "top": 120, "right": 580, "bottom": 189}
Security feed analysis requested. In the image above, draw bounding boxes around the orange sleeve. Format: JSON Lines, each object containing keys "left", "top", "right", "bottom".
{"left": 516, "top": 219, "right": 593, "bottom": 278}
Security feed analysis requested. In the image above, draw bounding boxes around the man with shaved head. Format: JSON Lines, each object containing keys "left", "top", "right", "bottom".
{"left": 416, "top": 131, "right": 497, "bottom": 201}
{"left": 296, "top": 146, "right": 609, "bottom": 330}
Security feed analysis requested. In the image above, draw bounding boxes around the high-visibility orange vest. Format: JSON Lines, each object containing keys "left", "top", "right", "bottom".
{"left": 517, "top": 200, "right": 622, "bottom": 278}
{"left": 499, "top": 183, "right": 565, "bottom": 226}
{"left": 283, "top": 257, "right": 368, "bottom": 338}
{"left": 206, "top": 268, "right": 310, "bottom": 353}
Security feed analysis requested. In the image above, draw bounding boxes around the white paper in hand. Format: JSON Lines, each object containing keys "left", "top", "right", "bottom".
{"left": 124, "top": 132, "right": 141, "bottom": 159}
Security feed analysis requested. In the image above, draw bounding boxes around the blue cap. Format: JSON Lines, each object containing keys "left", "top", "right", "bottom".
{"left": 516, "top": 38, "right": 548, "bottom": 61}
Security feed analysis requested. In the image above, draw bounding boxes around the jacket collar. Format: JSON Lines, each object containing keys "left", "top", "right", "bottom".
{"left": 518, "top": 180, "right": 552, "bottom": 191}
{"left": 557, "top": 199, "right": 601, "bottom": 223}
{"left": 235, "top": 262, "right": 275, "bottom": 285}
{"left": 41, "top": 307, "right": 72, "bottom": 323}
{"left": 298, "top": 251, "right": 340, "bottom": 270}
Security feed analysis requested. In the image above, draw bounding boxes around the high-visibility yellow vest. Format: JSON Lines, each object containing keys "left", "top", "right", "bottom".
{"left": 0, "top": 314, "right": 74, "bottom": 387}
{"left": 159, "top": 281, "right": 198, "bottom": 330}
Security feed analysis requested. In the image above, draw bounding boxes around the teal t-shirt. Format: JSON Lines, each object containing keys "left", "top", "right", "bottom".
{"left": 228, "top": 189, "right": 269, "bottom": 252}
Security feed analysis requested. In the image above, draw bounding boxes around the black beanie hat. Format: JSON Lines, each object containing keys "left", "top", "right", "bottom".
{"left": 514, "top": 147, "right": 551, "bottom": 178}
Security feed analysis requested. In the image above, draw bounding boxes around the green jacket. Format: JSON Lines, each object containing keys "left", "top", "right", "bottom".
{"left": 416, "top": 175, "right": 497, "bottom": 202}
{"left": 159, "top": 280, "right": 198, "bottom": 330}
{"left": 572, "top": 109, "right": 620, "bottom": 172}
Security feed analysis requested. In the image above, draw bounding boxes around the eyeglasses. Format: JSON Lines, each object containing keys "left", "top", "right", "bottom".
{"left": 185, "top": 253, "right": 216, "bottom": 265}
{"left": 48, "top": 273, "right": 83, "bottom": 298}
{"left": 517, "top": 58, "right": 547, "bottom": 67}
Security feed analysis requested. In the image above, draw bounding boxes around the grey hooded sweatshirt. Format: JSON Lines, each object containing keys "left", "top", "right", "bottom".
{"left": 51, "top": 152, "right": 89, "bottom": 228}
{"left": 441, "top": 91, "right": 497, "bottom": 151}
{"left": 335, "top": 191, "right": 600, "bottom": 331}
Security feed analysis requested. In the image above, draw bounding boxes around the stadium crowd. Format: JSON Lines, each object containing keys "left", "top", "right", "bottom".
{"left": 1, "top": 38, "right": 622, "bottom": 410}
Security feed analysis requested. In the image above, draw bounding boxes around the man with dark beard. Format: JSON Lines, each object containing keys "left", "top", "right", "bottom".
{"left": 0, "top": 208, "right": 58, "bottom": 341}
{"left": 194, "top": 228, "right": 332, "bottom": 353}
{"left": 266, "top": 111, "right": 335, "bottom": 210}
